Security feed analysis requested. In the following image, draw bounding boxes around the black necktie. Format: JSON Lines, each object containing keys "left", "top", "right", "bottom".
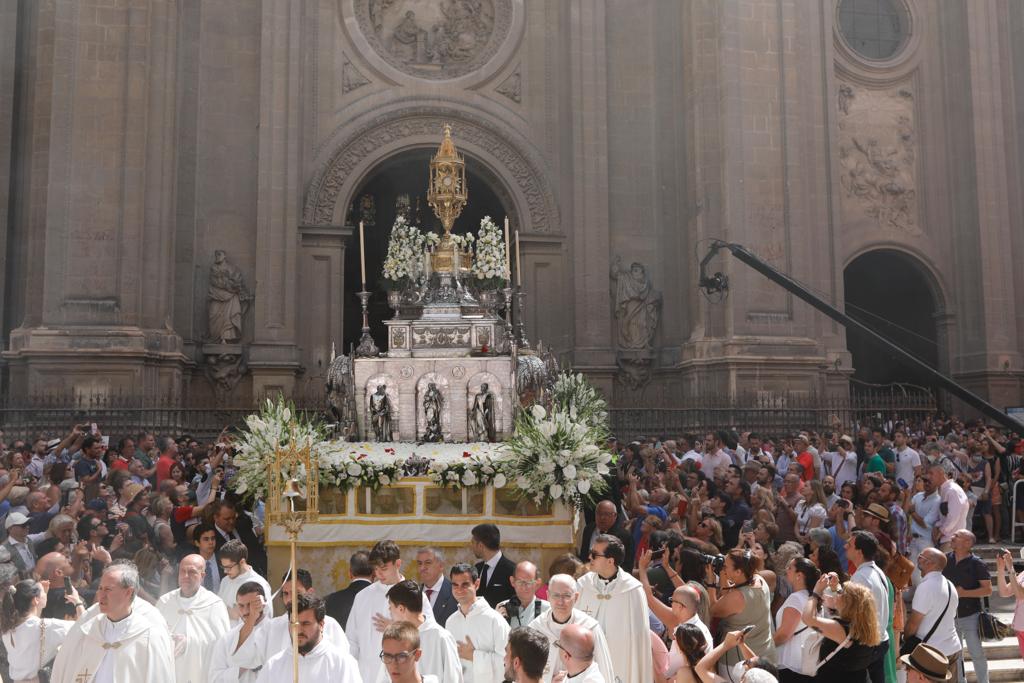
{"left": 479, "top": 563, "right": 489, "bottom": 589}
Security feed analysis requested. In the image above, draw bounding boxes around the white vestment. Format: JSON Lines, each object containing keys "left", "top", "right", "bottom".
{"left": 260, "top": 612, "right": 350, "bottom": 657}
{"left": 373, "top": 619, "right": 462, "bottom": 683}
{"left": 208, "top": 618, "right": 270, "bottom": 683}
{"left": 157, "top": 586, "right": 232, "bottom": 683}
{"left": 444, "top": 598, "right": 510, "bottom": 683}
{"left": 255, "top": 637, "right": 362, "bottom": 683}
{"left": 527, "top": 609, "right": 615, "bottom": 683}
{"left": 567, "top": 661, "right": 606, "bottom": 683}
{"left": 575, "top": 569, "right": 652, "bottom": 683}
{"left": 50, "top": 607, "right": 175, "bottom": 683}
{"left": 218, "top": 569, "right": 273, "bottom": 626}
{"left": 348, "top": 577, "right": 434, "bottom": 683}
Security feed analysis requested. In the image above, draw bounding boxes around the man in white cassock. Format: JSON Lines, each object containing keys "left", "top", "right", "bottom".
{"left": 249, "top": 567, "right": 350, "bottom": 660}
{"left": 51, "top": 562, "right": 175, "bottom": 683}
{"left": 444, "top": 563, "right": 511, "bottom": 683}
{"left": 255, "top": 594, "right": 362, "bottom": 683}
{"left": 217, "top": 539, "right": 273, "bottom": 626}
{"left": 157, "top": 554, "right": 231, "bottom": 683}
{"left": 350, "top": 541, "right": 436, "bottom": 683}
{"left": 209, "top": 581, "right": 271, "bottom": 683}
{"left": 528, "top": 574, "right": 615, "bottom": 683}
{"left": 554, "top": 624, "right": 605, "bottom": 683}
{"left": 380, "top": 579, "right": 462, "bottom": 683}
{"left": 575, "top": 535, "right": 650, "bottom": 683}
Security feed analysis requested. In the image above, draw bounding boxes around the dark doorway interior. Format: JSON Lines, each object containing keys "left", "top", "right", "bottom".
{"left": 342, "top": 149, "right": 510, "bottom": 352}
{"left": 843, "top": 250, "right": 940, "bottom": 388}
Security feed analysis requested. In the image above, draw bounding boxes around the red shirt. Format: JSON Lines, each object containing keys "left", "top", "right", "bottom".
{"left": 156, "top": 454, "right": 178, "bottom": 485}
{"left": 796, "top": 451, "right": 815, "bottom": 482}
{"left": 110, "top": 456, "right": 130, "bottom": 471}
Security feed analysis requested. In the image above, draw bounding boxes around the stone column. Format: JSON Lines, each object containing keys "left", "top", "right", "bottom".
{"left": 249, "top": 0, "right": 303, "bottom": 396}
{"left": 0, "top": 0, "right": 17, "bottom": 393}
{"left": 298, "top": 224, "right": 351, "bottom": 384}
{"left": 4, "top": 0, "right": 185, "bottom": 396}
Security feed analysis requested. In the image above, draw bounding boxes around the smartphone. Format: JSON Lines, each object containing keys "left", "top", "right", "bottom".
{"left": 91, "top": 423, "right": 99, "bottom": 435}
{"left": 740, "top": 625, "right": 755, "bottom": 636}
{"left": 64, "top": 576, "right": 72, "bottom": 593}
{"left": 741, "top": 520, "right": 753, "bottom": 534}
{"left": 897, "top": 478, "right": 909, "bottom": 489}
{"left": 651, "top": 548, "right": 665, "bottom": 559}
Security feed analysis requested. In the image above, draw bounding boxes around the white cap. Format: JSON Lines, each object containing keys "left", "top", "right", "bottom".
{"left": 4, "top": 511, "right": 30, "bottom": 529}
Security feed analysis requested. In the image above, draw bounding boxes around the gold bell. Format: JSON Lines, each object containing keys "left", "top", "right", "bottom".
{"left": 282, "top": 478, "right": 302, "bottom": 499}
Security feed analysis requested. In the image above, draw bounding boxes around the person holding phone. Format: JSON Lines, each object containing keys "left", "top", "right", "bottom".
{"left": 995, "top": 548, "right": 1024, "bottom": 658}
{"left": 704, "top": 548, "right": 777, "bottom": 677}
{"left": 1, "top": 578, "right": 85, "bottom": 681}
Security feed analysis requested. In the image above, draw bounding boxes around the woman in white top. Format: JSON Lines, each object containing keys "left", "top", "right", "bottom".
{"left": 793, "top": 480, "right": 828, "bottom": 543}
{"left": 1, "top": 579, "right": 86, "bottom": 682}
{"left": 995, "top": 549, "right": 1024, "bottom": 658}
{"left": 773, "top": 557, "right": 820, "bottom": 683}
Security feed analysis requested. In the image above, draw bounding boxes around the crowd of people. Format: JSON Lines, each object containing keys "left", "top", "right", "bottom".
{"left": 0, "top": 415, "right": 1022, "bottom": 683}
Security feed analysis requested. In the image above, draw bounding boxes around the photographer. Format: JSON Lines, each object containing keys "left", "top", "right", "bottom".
{"left": 704, "top": 548, "right": 776, "bottom": 676}
{"left": 496, "top": 561, "right": 548, "bottom": 628}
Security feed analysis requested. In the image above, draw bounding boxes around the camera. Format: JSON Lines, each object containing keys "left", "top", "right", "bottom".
{"left": 699, "top": 551, "right": 726, "bottom": 572}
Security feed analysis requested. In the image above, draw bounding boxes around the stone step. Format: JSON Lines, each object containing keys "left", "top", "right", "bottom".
{"left": 965, "top": 658, "right": 1024, "bottom": 683}
{"left": 963, "top": 635, "right": 1020, "bottom": 660}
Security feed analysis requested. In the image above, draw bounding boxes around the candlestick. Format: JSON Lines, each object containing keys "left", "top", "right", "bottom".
{"left": 504, "top": 217, "right": 511, "bottom": 281}
{"left": 516, "top": 285, "right": 530, "bottom": 350}
{"left": 514, "top": 229, "right": 522, "bottom": 286}
{"left": 355, "top": 289, "right": 379, "bottom": 357}
{"left": 358, "top": 221, "right": 366, "bottom": 287}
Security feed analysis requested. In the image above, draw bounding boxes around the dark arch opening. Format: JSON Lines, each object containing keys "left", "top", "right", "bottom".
{"left": 342, "top": 148, "right": 511, "bottom": 352}
{"left": 843, "top": 250, "right": 941, "bottom": 389}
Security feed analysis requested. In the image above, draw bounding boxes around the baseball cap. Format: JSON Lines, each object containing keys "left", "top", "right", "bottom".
{"left": 4, "top": 511, "right": 30, "bottom": 529}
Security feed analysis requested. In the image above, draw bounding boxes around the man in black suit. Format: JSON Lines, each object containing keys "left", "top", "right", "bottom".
{"left": 470, "top": 523, "right": 516, "bottom": 607}
{"left": 578, "top": 499, "right": 633, "bottom": 572}
{"left": 324, "top": 551, "right": 373, "bottom": 630}
{"left": 416, "top": 547, "right": 457, "bottom": 626}
{"left": 211, "top": 499, "right": 267, "bottom": 576}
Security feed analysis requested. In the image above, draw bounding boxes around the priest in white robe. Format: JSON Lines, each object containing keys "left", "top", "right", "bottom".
{"left": 255, "top": 593, "right": 361, "bottom": 683}
{"left": 377, "top": 578, "right": 462, "bottom": 683}
{"left": 575, "top": 536, "right": 651, "bottom": 683}
{"left": 209, "top": 581, "right": 271, "bottom": 683}
{"left": 443, "top": 564, "right": 511, "bottom": 683}
{"left": 51, "top": 562, "right": 175, "bottom": 683}
{"left": 349, "top": 542, "right": 435, "bottom": 683}
{"left": 157, "top": 554, "right": 231, "bottom": 683}
{"left": 554, "top": 624, "right": 606, "bottom": 683}
{"left": 528, "top": 574, "right": 615, "bottom": 683}
{"left": 251, "top": 567, "right": 350, "bottom": 660}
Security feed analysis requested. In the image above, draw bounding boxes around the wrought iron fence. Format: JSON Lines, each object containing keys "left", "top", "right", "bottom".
{"left": 608, "top": 390, "right": 939, "bottom": 441}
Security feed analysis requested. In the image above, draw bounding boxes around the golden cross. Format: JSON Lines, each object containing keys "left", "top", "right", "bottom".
{"left": 74, "top": 670, "right": 91, "bottom": 683}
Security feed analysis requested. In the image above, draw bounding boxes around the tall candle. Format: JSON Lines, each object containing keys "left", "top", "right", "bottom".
{"left": 504, "top": 217, "right": 511, "bottom": 280}
{"left": 515, "top": 229, "right": 522, "bottom": 286}
{"left": 358, "top": 221, "right": 366, "bottom": 287}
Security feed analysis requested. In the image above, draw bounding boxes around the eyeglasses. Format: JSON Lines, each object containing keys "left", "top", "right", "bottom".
{"left": 588, "top": 551, "right": 606, "bottom": 559}
{"left": 512, "top": 579, "right": 537, "bottom": 588}
{"left": 220, "top": 562, "right": 238, "bottom": 572}
{"left": 379, "top": 650, "right": 415, "bottom": 665}
{"left": 548, "top": 592, "right": 575, "bottom": 602}
{"left": 671, "top": 598, "right": 688, "bottom": 607}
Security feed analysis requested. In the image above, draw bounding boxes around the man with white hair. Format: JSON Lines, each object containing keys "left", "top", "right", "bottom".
{"left": 51, "top": 562, "right": 175, "bottom": 683}
{"left": 527, "top": 574, "right": 615, "bottom": 682}
{"left": 157, "top": 554, "right": 231, "bottom": 683}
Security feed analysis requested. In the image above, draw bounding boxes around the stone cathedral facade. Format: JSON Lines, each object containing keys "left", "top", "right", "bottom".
{"left": 0, "top": 0, "right": 1022, "bottom": 410}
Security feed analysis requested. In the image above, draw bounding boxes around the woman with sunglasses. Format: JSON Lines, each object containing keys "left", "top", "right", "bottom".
{"left": 705, "top": 548, "right": 777, "bottom": 677}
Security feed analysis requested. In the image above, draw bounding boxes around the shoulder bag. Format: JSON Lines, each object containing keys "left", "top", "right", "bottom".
{"left": 978, "top": 595, "right": 1014, "bottom": 641}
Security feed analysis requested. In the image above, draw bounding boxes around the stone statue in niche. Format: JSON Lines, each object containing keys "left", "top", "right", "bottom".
{"left": 326, "top": 354, "right": 357, "bottom": 441}
{"left": 610, "top": 256, "right": 661, "bottom": 350}
{"left": 369, "top": 384, "right": 395, "bottom": 441}
{"left": 421, "top": 382, "right": 444, "bottom": 442}
{"left": 469, "top": 382, "right": 496, "bottom": 442}
{"left": 207, "top": 250, "right": 252, "bottom": 344}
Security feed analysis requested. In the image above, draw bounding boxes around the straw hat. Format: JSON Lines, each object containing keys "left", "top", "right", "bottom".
{"left": 899, "top": 643, "right": 951, "bottom": 682}
{"left": 862, "top": 502, "right": 891, "bottom": 523}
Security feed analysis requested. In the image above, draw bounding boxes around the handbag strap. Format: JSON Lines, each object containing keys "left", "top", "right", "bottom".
{"left": 37, "top": 619, "right": 46, "bottom": 671}
{"left": 921, "top": 578, "right": 953, "bottom": 644}
{"left": 814, "top": 634, "right": 853, "bottom": 673}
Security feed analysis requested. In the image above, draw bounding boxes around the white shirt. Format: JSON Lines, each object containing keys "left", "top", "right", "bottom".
{"left": 445, "top": 598, "right": 510, "bottom": 683}
{"left": 851, "top": 561, "right": 889, "bottom": 642}
{"left": 425, "top": 575, "right": 445, "bottom": 607}
{"left": 664, "top": 614, "right": 712, "bottom": 678}
{"left": 911, "top": 571, "right": 960, "bottom": 657}
{"left": 774, "top": 590, "right": 811, "bottom": 672}
{"left": 937, "top": 479, "right": 969, "bottom": 543}
{"left": 702, "top": 450, "right": 731, "bottom": 476}
{"left": 794, "top": 501, "right": 827, "bottom": 535}
{"left": 895, "top": 447, "right": 922, "bottom": 486}
{"left": 480, "top": 551, "right": 502, "bottom": 588}
{"left": 680, "top": 450, "right": 702, "bottom": 464}
{"left": 909, "top": 491, "right": 940, "bottom": 539}
{"left": 566, "top": 660, "right": 605, "bottom": 682}
{"left": 218, "top": 568, "right": 273, "bottom": 625}
{"left": 2, "top": 616, "right": 72, "bottom": 680}
{"left": 828, "top": 450, "right": 859, "bottom": 489}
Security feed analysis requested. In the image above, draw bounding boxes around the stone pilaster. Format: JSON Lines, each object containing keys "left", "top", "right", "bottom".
{"left": 0, "top": 0, "right": 18, "bottom": 392}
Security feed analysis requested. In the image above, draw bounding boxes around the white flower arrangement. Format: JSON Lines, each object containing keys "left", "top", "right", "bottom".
{"left": 503, "top": 372, "right": 612, "bottom": 510}
{"left": 381, "top": 216, "right": 427, "bottom": 287}
{"left": 447, "top": 232, "right": 475, "bottom": 250}
{"left": 427, "top": 451, "right": 509, "bottom": 490}
{"left": 471, "top": 216, "right": 509, "bottom": 288}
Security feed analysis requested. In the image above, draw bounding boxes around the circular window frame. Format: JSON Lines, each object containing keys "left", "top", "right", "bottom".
{"left": 834, "top": 0, "right": 917, "bottom": 71}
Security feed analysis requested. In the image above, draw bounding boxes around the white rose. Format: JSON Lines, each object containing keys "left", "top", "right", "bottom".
{"left": 347, "top": 463, "right": 361, "bottom": 476}
{"left": 492, "top": 473, "right": 507, "bottom": 489}
{"left": 462, "top": 471, "right": 477, "bottom": 486}
{"left": 549, "top": 484, "right": 563, "bottom": 500}
{"left": 530, "top": 405, "right": 547, "bottom": 420}
{"left": 576, "top": 479, "right": 591, "bottom": 494}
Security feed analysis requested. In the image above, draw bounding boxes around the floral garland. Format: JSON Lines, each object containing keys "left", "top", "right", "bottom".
{"left": 471, "top": 216, "right": 509, "bottom": 289}
{"left": 381, "top": 216, "right": 426, "bottom": 288}
{"left": 322, "top": 448, "right": 407, "bottom": 491}
{"left": 428, "top": 452, "right": 509, "bottom": 489}
{"left": 502, "top": 372, "right": 612, "bottom": 510}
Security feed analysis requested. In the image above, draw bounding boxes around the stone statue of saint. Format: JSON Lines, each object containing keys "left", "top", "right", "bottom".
{"left": 422, "top": 382, "right": 444, "bottom": 442}
{"left": 207, "top": 250, "right": 252, "bottom": 344}
{"left": 369, "top": 384, "right": 394, "bottom": 442}
{"left": 469, "top": 383, "right": 496, "bottom": 442}
{"left": 610, "top": 255, "right": 662, "bottom": 350}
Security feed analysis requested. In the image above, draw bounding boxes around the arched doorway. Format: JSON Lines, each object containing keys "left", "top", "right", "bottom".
{"left": 843, "top": 249, "right": 943, "bottom": 389}
{"left": 342, "top": 148, "right": 512, "bottom": 351}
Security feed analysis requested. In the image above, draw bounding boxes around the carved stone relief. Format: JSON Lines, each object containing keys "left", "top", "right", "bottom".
{"left": 391, "top": 327, "right": 407, "bottom": 349}
{"left": 203, "top": 347, "right": 246, "bottom": 401}
{"left": 304, "top": 106, "right": 560, "bottom": 235}
{"left": 611, "top": 256, "right": 661, "bottom": 390}
{"left": 837, "top": 81, "right": 920, "bottom": 236}
{"left": 341, "top": 52, "right": 371, "bottom": 94}
{"left": 354, "top": 0, "right": 512, "bottom": 80}
{"left": 496, "top": 63, "right": 521, "bottom": 103}
{"left": 412, "top": 325, "right": 471, "bottom": 348}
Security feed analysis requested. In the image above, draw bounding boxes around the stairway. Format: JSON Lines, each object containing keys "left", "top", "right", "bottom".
{"left": 960, "top": 544, "right": 1022, "bottom": 683}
